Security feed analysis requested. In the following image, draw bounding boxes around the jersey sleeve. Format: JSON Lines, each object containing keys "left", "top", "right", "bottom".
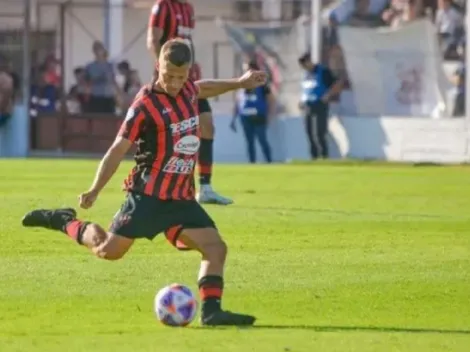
{"left": 118, "top": 102, "right": 147, "bottom": 143}
{"left": 148, "top": 0, "right": 170, "bottom": 29}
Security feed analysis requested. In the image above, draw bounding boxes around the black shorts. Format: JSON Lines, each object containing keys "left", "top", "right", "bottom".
{"left": 109, "top": 192, "right": 216, "bottom": 248}
{"left": 198, "top": 98, "right": 212, "bottom": 114}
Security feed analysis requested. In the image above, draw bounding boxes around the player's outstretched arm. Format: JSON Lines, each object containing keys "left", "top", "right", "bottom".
{"left": 196, "top": 70, "right": 267, "bottom": 99}
{"left": 80, "top": 136, "right": 133, "bottom": 209}
{"left": 88, "top": 137, "right": 132, "bottom": 194}
{"left": 80, "top": 104, "right": 145, "bottom": 209}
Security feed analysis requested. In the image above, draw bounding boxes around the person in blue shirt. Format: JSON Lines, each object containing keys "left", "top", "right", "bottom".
{"left": 30, "top": 67, "right": 59, "bottom": 117}
{"left": 298, "top": 53, "right": 342, "bottom": 159}
{"left": 231, "top": 60, "right": 275, "bottom": 163}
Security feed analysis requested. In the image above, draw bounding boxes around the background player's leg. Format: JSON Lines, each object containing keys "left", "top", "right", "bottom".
{"left": 254, "top": 123, "right": 272, "bottom": 163}
{"left": 241, "top": 118, "right": 256, "bottom": 163}
{"left": 198, "top": 110, "right": 215, "bottom": 185}
{"left": 197, "top": 99, "right": 233, "bottom": 205}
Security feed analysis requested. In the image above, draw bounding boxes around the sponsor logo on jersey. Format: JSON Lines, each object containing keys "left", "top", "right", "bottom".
{"left": 170, "top": 116, "right": 199, "bottom": 135}
{"left": 163, "top": 157, "right": 195, "bottom": 174}
{"left": 174, "top": 135, "right": 200, "bottom": 155}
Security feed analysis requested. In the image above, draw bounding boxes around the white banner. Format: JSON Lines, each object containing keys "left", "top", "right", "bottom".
{"left": 338, "top": 20, "right": 451, "bottom": 117}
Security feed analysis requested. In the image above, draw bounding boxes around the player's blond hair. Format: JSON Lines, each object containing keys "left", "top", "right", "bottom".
{"left": 159, "top": 39, "right": 192, "bottom": 67}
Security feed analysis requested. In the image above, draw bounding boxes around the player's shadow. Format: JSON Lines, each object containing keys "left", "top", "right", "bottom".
{"left": 252, "top": 325, "right": 470, "bottom": 335}
{"left": 194, "top": 325, "right": 470, "bottom": 335}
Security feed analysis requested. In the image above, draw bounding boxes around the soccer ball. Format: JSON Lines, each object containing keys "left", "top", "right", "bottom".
{"left": 154, "top": 283, "right": 198, "bottom": 327}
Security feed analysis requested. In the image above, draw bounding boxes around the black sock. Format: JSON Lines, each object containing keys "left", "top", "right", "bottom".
{"left": 198, "top": 275, "right": 223, "bottom": 316}
{"left": 198, "top": 139, "right": 213, "bottom": 185}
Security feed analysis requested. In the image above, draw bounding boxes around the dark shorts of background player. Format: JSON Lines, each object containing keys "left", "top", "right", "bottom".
{"left": 109, "top": 192, "right": 216, "bottom": 250}
{"left": 198, "top": 98, "right": 212, "bottom": 114}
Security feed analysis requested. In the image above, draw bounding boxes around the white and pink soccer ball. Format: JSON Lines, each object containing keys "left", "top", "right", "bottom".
{"left": 154, "top": 283, "right": 198, "bottom": 327}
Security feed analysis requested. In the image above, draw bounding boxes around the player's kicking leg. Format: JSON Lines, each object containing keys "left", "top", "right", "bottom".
{"left": 166, "top": 226, "right": 255, "bottom": 326}
{"left": 21, "top": 208, "right": 134, "bottom": 260}
{"left": 196, "top": 99, "right": 233, "bottom": 205}
{"left": 163, "top": 201, "right": 254, "bottom": 326}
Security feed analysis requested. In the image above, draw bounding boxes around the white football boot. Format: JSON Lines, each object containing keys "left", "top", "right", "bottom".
{"left": 196, "top": 185, "right": 233, "bottom": 205}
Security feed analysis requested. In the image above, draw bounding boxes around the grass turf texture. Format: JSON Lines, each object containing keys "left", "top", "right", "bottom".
{"left": 0, "top": 159, "right": 469, "bottom": 352}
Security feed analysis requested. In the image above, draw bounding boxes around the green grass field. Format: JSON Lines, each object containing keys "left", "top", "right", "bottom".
{"left": 0, "top": 159, "right": 469, "bottom": 352}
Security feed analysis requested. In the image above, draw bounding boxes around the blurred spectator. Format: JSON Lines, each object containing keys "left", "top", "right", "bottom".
{"left": 451, "top": 0, "right": 466, "bottom": 12}
{"left": 382, "top": 0, "right": 423, "bottom": 28}
{"left": 452, "top": 43, "right": 465, "bottom": 116}
{"left": 421, "top": 0, "right": 438, "bottom": 18}
{"left": 67, "top": 67, "right": 89, "bottom": 114}
{"left": 0, "top": 54, "right": 20, "bottom": 100}
{"left": 231, "top": 59, "right": 274, "bottom": 164}
{"left": 30, "top": 67, "right": 59, "bottom": 117}
{"left": 436, "top": 0, "right": 464, "bottom": 59}
{"left": 84, "top": 41, "right": 117, "bottom": 114}
{"left": 325, "top": 0, "right": 389, "bottom": 27}
{"left": 323, "top": 0, "right": 390, "bottom": 74}
{"left": 117, "top": 61, "right": 131, "bottom": 93}
{"left": 126, "top": 70, "right": 142, "bottom": 99}
{"left": 117, "top": 60, "right": 142, "bottom": 109}
{"left": 0, "top": 58, "right": 14, "bottom": 127}
{"left": 43, "top": 55, "right": 61, "bottom": 88}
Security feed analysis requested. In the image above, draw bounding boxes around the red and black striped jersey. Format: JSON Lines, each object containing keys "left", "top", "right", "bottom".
{"left": 118, "top": 80, "right": 201, "bottom": 200}
{"left": 148, "top": 0, "right": 195, "bottom": 46}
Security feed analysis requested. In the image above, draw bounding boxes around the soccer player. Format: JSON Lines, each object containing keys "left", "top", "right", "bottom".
{"left": 147, "top": 0, "right": 233, "bottom": 205}
{"left": 22, "top": 39, "right": 267, "bottom": 326}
